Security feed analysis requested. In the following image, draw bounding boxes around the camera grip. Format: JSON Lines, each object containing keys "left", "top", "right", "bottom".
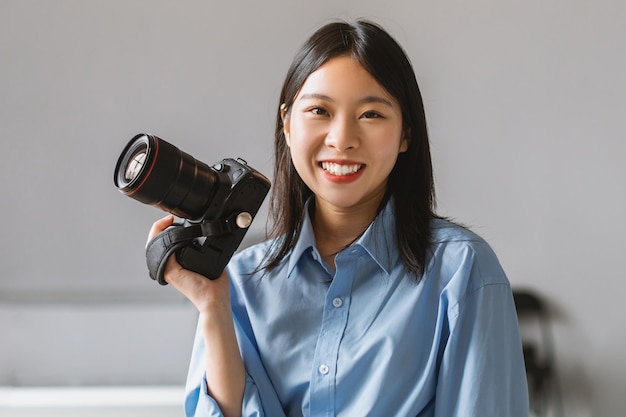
{"left": 145, "top": 224, "right": 204, "bottom": 285}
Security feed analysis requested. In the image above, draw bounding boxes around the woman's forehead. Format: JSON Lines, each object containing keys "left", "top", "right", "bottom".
{"left": 295, "top": 56, "right": 397, "bottom": 106}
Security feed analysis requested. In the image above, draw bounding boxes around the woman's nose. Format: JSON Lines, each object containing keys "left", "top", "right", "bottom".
{"left": 325, "top": 116, "right": 359, "bottom": 151}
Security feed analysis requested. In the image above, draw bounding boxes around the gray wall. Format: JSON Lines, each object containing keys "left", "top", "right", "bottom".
{"left": 1, "top": 1, "right": 624, "bottom": 416}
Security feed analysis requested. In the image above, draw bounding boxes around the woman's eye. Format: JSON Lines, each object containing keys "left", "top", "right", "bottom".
{"left": 361, "top": 111, "right": 382, "bottom": 119}
{"left": 309, "top": 107, "right": 328, "bottom": 116}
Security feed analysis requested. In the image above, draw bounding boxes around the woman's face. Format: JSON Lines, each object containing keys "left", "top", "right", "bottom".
{"left": 283, "top": 56, "right": 408, "bottom": 214}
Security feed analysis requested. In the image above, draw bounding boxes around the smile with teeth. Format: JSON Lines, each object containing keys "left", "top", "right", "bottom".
{"left": 321, "top": 161, "right": 363, "bottom": 176}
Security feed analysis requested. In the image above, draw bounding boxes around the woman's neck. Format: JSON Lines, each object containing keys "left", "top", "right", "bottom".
{"left": 312, "top": 197, "right": 382, "bottom": 268}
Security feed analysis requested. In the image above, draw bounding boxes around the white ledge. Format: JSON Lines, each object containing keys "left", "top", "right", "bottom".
{"left": 0, "top": 386, "right": 185, "bottom": 408}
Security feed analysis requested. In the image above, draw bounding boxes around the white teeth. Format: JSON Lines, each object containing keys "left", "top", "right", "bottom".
{"left": 321, "top": 162, "right": 362, "bottom": 176}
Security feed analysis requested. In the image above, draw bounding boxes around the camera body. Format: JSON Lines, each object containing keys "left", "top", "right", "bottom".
{"left": 154, "top": 157, "right": 270, "bottom": 283}
{"left": 114, "top": 134, "right": 271, "bottom": 284}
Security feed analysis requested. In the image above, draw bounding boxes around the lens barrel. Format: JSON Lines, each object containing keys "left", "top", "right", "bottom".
{"left": 114, "top": 134, "right": 217, "bottom": 221}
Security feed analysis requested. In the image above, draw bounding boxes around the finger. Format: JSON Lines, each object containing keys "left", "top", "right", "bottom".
{"left": 165, "top": 262, "right": 228, "bottom": 289}
{"left": 147, "top": 214, "right": 174, "bottom": 245}
{"left": 165, "top": 263, "right": 231, "bottom": 311}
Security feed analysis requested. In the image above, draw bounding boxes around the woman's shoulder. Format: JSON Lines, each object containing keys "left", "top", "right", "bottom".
{"left": 228, "top": 237, "right": 280, "bottom": 277}
{"left": 430, "top": 217, "right": 486, "bottom": 245}
{"left": 427, "top": 217, "right": 508, "bottom": 286}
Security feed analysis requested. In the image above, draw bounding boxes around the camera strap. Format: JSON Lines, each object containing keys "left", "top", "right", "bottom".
{"left": 145, "top": 225, "right": 203, "bottom": 285}
{"left": 145, "top": 214, "right": 247, "bottom": 285}
{"left": 200, "top": 212, "right": 243, "bottom": 236}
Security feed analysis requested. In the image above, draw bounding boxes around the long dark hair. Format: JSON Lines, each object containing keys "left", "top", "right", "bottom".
{"left": 263, "top": 20, "right": 436, "bottom": 277}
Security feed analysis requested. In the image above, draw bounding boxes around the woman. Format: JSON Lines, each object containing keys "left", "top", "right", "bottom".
{"left": 150, "top": 20, "right": 529, "bottom": 417}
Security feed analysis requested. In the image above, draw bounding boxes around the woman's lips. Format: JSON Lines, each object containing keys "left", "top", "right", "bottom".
{"left": 319, "top": 161, "right": 365, "bottom": 183}
{"left": 320, "top": 161, "right": 363, "bottom": 176}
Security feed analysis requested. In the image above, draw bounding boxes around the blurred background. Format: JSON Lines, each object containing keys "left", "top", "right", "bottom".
{"left": 1, "top": 0, "right": 624, "bottom": 416}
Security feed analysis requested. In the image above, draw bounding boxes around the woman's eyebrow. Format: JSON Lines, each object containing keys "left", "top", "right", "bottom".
{"left": 298, "top": 93, "right": 393, "bottom": 107}
{"left": 358, "top": 96, "right": 394, "bottom": 107}
{"left": 298, "top": 93, "right": 334, "bottom": 102}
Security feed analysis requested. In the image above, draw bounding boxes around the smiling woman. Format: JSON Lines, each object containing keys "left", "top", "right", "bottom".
{"left": 267, "top": 20, "right": 434, "bottom": 276}
{"left": 145, "top": 19, "right": 530, "bottom": 417}
{"left": 282, "top": 56, "right": 408, "bottom": 226}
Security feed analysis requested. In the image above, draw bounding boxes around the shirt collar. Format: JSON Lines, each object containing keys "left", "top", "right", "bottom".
{"left": 286, "top": 199, "right": 318, "bottom": 278}
{"left": 354, "top": 199, "right": 397, "bottom": 275}
{"left": 286, "top": 198, "right": 398, "bottom": 277}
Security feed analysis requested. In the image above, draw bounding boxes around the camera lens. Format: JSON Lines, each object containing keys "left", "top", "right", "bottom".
{"left": 114, "top": 134, "right": 218, "bottom": 221}
{"left": 125, "top": 149, "right": 147, "bottom": 182}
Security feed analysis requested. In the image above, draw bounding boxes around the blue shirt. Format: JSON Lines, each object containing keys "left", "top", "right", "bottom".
{"left": 184, "top": 201, "right": 530, "bottom": 416}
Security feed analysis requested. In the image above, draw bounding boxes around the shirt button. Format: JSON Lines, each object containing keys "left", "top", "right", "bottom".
{"left": 332, "top": 297, "right": 343, "bottom": 308}
{"left": 318, "top": 364, "right": 329, "bottom": 375}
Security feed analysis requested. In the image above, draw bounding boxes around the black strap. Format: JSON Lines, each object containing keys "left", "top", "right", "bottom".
{"left": 144, "top": 215, "right": 245, "bottom": 285}
{"left": 145, "top": 224, "right": 203, "bottom": 285}
{"left": 200, "top": 213, "right": 241, "bottom": 236}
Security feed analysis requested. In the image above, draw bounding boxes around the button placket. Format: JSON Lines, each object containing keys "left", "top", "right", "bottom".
{"left": 309, "top": 252, "right": 357, "bottom": 415}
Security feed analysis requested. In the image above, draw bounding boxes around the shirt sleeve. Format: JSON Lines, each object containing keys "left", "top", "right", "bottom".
{"left": 184, "top": 372, "right": 266, "bottom": 417}
{"left": 183, "top": 300, "right": 286, "bottom": 417}
{"left": 435, "top": 282, "right": 530, "bottom": 416}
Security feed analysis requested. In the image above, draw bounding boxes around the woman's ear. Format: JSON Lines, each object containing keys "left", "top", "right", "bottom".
{"left": 281, "top": 103, "right": 291, "bottom": 146}
{"left": 399, "top": 128, "right": 410, "bottom": 153}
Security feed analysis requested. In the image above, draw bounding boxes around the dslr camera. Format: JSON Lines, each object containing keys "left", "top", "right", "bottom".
{"left": 114, "top": 133, "right": 271, "bottom": 285}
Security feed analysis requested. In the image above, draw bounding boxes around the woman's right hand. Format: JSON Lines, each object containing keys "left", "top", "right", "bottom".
{"left": 147, "top": 215, "right": 231, "bottom": 314}
{"left": 149, "top": 215, "right": 245, "bottom": 416}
